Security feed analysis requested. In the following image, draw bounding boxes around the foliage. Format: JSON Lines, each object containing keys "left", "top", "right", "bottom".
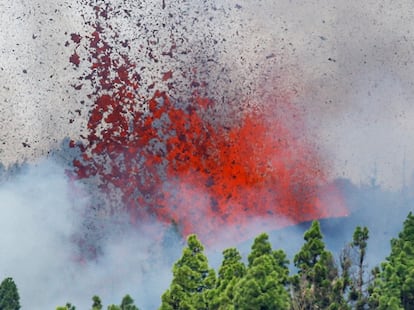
{"left": 349, "top": 226, "right": 369, "bottom": 309}
{"left": 0, "top": 277, "right": 20, "bottom": 310}
{"left": 208, "top": 248, "right": 246, "bottom": 309}
{"left": 56, "top": 295, "right": 138, "bottom": 310}
{"left": 291, "top": 221, "right": 347, "bottom": 309}
{"left": 233, "top": 233, "right": 290, "bottom": 310}
{"left": 120, "top": 294, "right": 139, "bottom": 310}
{"left": 92, "top": 295, "right": 103, "bottom": 310}
{"left": 8, "top": 213, "right": 414, "bottom": 310}
{"left": 159, "top": 234, "right": 216, "bottom": 310}
{"left": 55, "top": 303, "right": 75, "bottom": 310}
{"left": 369, "top": 212, "right": 414, "bottom": 309}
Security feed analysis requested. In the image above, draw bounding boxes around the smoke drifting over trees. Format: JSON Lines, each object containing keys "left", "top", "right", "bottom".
{"left": 0, "top": 160, "right": 413, "bottom": 309}
{"left": 4, "top": 212, "right": 414, "bottom": 309}
{"left": 0, "top": 161, "right": 175, "bottom": 309}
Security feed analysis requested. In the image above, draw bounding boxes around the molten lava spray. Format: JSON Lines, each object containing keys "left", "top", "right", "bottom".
{"left": 68, "top": 2, "right": 347, "bottom": 244}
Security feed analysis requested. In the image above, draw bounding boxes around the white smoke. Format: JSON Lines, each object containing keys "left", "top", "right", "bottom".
{"left": 0, "top": 160, "right": 176, "bottom": 309}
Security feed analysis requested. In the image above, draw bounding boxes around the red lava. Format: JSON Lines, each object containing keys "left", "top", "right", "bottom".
{"left": 68, "top": 4, "right": 347, "bottom": 244}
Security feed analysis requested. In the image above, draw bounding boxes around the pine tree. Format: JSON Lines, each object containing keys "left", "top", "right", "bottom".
{"left": 347, "top": 226, "right": 369, "bottom": 309}
{"left": 120, "top": 294, "right": 139, "bottom": 310}
{"left": 92, "top": 295, "right": 103, "bottom": 310}
{"left": 0, "top": 277, "right": 20, "bottom": 310}
{"left": 159, "top": 234, "right": 216, "bottom": 310}
{"left": 292, "top": 221, "right": 346, "bottom": 309}
{"left": 55, "top": 303, "right": 75, "bottom": 310}
{"left": 369, "top": 212, "right": 414, "bottom": 309}
{"left": 233, "top": 233, "right": 290, "bottom": 310}
{"left": 209, "top": 248, "right": 246, "bottom": 309}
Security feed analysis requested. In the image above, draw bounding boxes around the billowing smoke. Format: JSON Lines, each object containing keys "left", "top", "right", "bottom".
{"left": 0, "top": 160, "right": 182, "bottom": 309}
{"left": 1, "top": 0, "right": 414, "bottom": 309}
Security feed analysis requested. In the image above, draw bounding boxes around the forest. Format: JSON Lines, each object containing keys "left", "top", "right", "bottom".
{"left": 1, "top": 212, "right": 414, "bottom": 310}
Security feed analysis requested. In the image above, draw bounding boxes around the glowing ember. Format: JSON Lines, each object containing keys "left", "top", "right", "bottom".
{"left": 68, "top": 3, "right": 347, "bottom": 243}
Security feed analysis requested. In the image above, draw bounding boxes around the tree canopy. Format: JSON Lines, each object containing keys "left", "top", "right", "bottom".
{"left": 8, "top": 212, "right": 414, "bottom": 310}
{"left": 369, "top": 212, "right": 414, "bottom": 309}
{"left": 160, "top": 234, "right": 216, "bottom": 310}
{"left": 233, "top": 233, "right": 290, "bottom": 310}
{"left": 0, "top": 277, "right": 20, "bottom": 310}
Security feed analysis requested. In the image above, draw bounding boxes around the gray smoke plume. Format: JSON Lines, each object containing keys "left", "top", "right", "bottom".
{"left": 0, "top": 160, "right": 180, "bottom": 309}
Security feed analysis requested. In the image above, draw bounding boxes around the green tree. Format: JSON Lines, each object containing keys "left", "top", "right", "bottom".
{"left": 339, "top": 245, "right": 352, "bottom": 297}
{"left": 120, "top": 294, "right": 139, "bottom": 310}
{"left": 92, "top": 295, "right": 103, "bottom": 310}
{"left": 353, "top": 226, "right": 369, "bottom": 291}
{"left": 291, "top": 221, "right": 346, "bottom": 310}
{"left": 159, "top": 234, "right": 216, "bottom": 310}
{"left": 347, "top": 226, "right": 369, "bottom": 309}
{"left": 0, "top": 277, "right": 20, "bottom": 310}
{"left": 233, "top": 233, "right": 290, "bottom": 310}
{"left": 369, "top": 212, "right": 414, "bottom": 309}
{"left": 209, "top": 248, "right": 246, "bottom": 309}
{"left": 56, "top": 303, "right": 76, "bottom": 310}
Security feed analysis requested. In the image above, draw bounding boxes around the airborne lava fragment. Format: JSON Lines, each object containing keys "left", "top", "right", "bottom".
{"left": 68, "top": 1, "right": 347, "bottom": 243}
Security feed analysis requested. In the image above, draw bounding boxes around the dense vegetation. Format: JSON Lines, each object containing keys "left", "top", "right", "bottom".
{"left": 1, "top": 213, "right": 414, "bottom": 309}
